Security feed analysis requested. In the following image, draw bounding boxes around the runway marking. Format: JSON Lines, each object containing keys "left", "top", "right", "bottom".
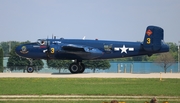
{"left": 0, "top": 73, "right": 180, "bottom": 78}
{"left": 0, "top": 95, "right": 180, "bottom": 101}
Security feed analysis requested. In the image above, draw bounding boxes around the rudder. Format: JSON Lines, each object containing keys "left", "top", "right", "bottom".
{"left": 143, "top": 26, "right": 164, "bottom": 52}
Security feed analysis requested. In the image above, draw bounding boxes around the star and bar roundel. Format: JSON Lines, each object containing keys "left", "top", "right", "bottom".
{"left": 114, "top": 45, "right": 134, "bottom": 54}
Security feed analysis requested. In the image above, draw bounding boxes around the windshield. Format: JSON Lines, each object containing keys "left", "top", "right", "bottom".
{"left": 37, "top": 39, "right": 47, "bottom": 45}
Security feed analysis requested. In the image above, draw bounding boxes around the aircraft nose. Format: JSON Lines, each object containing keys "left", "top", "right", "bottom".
{"left": 15, "top": 44, "right": 29, "bottom": 56}
{"left": 15, "top": 45, "right": 22, "bottom": 56}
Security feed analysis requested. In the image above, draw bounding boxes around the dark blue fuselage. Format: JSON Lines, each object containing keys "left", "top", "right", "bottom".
{"left": 15, "top": 39, "right": 169, "bottom": 60}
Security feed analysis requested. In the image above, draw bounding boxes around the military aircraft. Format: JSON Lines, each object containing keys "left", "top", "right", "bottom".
{"left": 15, "top": 26, "right": 169, "bottom": 73}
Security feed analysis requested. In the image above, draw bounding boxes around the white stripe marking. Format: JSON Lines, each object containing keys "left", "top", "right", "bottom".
{"left": 128, "top": 48, "right": 134, "bottom": 51}
{"left": 114, "top": 47, "right": 120, "bottom": 51}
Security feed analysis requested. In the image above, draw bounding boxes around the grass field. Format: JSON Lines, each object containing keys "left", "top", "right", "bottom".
{"left": 0, "top": 78, "right": 180, "bottom": 103}
{"left": 0, "top": 78, "right": 180, "bottom": 95}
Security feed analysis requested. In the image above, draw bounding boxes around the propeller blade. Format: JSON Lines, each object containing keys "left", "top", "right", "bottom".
{"left": 46, "top": 38, "right": 50, "bottom": 62}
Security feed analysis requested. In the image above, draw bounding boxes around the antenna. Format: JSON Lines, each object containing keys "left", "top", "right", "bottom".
{"left": 9, "top": 41, "right": 11, "bottom": 53}
{"left": 83, "top": 36, "right": 86, "bottom": 40}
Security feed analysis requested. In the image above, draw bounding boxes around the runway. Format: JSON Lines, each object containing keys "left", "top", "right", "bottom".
{"left": 0, "top": 73, "right": 180, "bottom": 78}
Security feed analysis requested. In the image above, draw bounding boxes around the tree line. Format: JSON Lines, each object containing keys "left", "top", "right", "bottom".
{"left": 0, "top": 47, "right": 3, "bottom": 72}
{"left": 0, "top": 41, "right": 178, "bottom": 73}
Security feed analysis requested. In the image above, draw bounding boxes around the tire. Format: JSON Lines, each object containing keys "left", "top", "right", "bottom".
{"left": 27, "top": 66, "right": 34, "bottom": 73}
{"left": 69, "top": 63, "right": 79, "bottom": 74}
{"left": 78, "top": 63, "right": 85, "bottom": 73}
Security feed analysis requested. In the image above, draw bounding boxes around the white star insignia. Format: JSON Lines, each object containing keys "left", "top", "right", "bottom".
{"left": 120, "top": 45, "right": 128, "bottom": 53}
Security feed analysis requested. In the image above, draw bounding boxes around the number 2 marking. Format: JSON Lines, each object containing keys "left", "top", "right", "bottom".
{"left": 147, "top": 38, "right": 151, "bottom": 44}
{"left": 51, "top": 48, "right": 54, "bottom": 53}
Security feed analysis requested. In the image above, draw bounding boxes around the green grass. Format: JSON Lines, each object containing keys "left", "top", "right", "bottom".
{"left": 0, "top": 78, "right": 180, "bottom": 96}
{"left": 0, "top": 78, "right": 180, "bottom": 103}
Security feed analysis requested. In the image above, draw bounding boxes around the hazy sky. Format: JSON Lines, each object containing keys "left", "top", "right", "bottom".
{"left": 0, "top": 0, "right": 180, "bottom": 43}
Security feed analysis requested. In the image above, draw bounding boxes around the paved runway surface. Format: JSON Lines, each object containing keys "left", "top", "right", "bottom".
{"left": 0, "top": 73, "right": 180, "bottom": 78}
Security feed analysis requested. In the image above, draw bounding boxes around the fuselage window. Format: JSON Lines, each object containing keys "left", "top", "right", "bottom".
{"left": 104, "top": 44, "right": 112, "bottom": 51}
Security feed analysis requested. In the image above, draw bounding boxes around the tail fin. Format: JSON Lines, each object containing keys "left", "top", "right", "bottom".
{"left": 143, "top": 26, "right": 164, "bottom": 52}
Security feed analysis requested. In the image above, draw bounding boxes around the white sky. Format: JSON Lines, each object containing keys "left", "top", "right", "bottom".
{"left": 0, "top": 0, "right": 180, "bottom": 43}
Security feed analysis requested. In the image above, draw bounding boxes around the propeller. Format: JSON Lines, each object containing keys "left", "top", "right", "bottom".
{"left": 46, "top": 37, "right": 51, "bottom": 63}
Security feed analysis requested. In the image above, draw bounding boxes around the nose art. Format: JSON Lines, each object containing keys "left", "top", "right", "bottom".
{"left": 15, "top": 45, "right": 29, "bottom": 56}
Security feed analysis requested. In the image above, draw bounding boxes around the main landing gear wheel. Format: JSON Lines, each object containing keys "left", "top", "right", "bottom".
{"left": 27, "top": 66, "right": 34, "bottom": 73}
{"left": 78, "top": 63, "right": 85, "bottom": 73}
{"left": 69, "top": 62, "right": 85, "bottom": 74}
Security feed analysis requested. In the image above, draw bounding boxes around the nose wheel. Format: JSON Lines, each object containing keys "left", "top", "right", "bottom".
{"left": 69, "top": 62, "right": 85, "bottom": 74}
{"left": 27, "top": 66, "right": 34, "bottom": 73}
{"left": 26, "top": 58, "right": 34, "bottom": 73}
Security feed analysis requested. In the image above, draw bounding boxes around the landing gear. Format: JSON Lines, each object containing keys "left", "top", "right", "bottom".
{"left": 27, "top": 58, "right": 34, "bottom": 73}
{"left": 27, "top": 66, "right": 34, "bottom": 73}
{"left": 78, "top": 63, "right": 85, "bottom": 73}
{"left": 69, "top": 60, "right": 85, "bottom": 74}
{"left": 69, "top": 63, "right": 79, "bottom": 73}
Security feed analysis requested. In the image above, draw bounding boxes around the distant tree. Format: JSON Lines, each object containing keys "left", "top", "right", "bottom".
{"left": 154, "top": 52, "right": 175, "bottom": 73}
{"left": 167, "top": 42, "right": 178, "bottom": 61}
{"left": 0, "top": 42, "right": 9, "bottom": 56}
{"left": 167, "top": 42, "right": 178, "bottom": 52}
{"left": 132, "top": 56, "right": 142, "bottom": 61}
{"left": 0, "top": 48, "right": 3, "bottom": 72}
{"left": 0, "top": 41, "right": 22, "bottom": 57}
{"left": 47, "top": 60, "right": 72, "bottom": 73}
{"left": 111, "top": 57, "right": 133, "bottom": 61}
{"left": 147, "top": 54, "right": 158, "bottom": 61}
{"left": 83, "top": 60, "right": 110, "bottom": 73}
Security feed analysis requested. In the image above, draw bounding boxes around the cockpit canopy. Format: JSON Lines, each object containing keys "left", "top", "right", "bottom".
{"left": 37, "top": 39, "right": 48, "bottom": 45}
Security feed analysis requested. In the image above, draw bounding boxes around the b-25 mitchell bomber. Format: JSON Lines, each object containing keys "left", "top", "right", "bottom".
{"left": 15, "top": 26, "right": 169, "bottom": 73}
